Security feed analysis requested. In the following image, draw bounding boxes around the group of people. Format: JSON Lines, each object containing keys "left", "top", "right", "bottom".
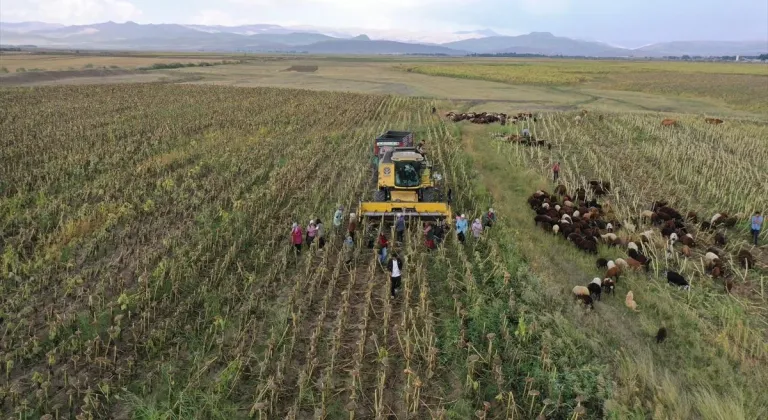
{"left": 290, "top": 204, "right": 499, "bottom": 298}
{"left": 290, "top": 219, "right": 326, "bottom": 254}
{"left": 454, "top": 208, "right": 496, "bottom": 244}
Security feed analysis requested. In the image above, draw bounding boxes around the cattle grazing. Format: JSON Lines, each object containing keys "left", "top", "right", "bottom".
{"left": 587, "top": 278, "right": 602, "bottom": 301}
{"left": 602, "top": 278, "right": 616, "bottom": 296}
{"left": 596, "top": 258, "right": 608, "bottom": 269}
{"left": 681, "top": 245, "right": 692, "bottom": 257}
{"left": 686, "top": 211, "right": 699, "bottom": 223}
{"left": 666, "top": 271, "right": 690, "bottom": 290}
{"left": 626, "top": 257, "right": 644, "bottom": 271}
{"left": 554, "top": 184, "right": 567, "bottom": 196}
{"left": 572, "top": 285, "right": 594, "bottom": 309}
{"left": 661, "top": 118, "right": 678, "bottom": 127}
{"left": 656, "top": 327, "right": 668, "bottom": 344}
{"left": 704, "top": 252, "right": 720, "bottom": 269}
{"left": 606, "top": 265, "right": 621, "bottom": 281}
{"left": 625, "top": 291, "right": 638, "bottom": 311}
{"left": 704, "top": 118, "right": 723, "bottom": 125}
{"left": 715, "top": 232, "right": 727, "bottom": 246}
{"left": 737, "top": 249, "right": 754, "bottom": 269}
{"left": 681, "top": 233, "right": 695, "bottom": 247}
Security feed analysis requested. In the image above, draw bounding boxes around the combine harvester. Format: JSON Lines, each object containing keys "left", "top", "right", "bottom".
{"left": 359, "top": 130, "right": 452, "bottom": 223}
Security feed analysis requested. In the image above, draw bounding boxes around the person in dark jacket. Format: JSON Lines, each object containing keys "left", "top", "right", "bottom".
{"left": 482, "top": 208, "right": 496, "bottom": 229}
{"left": 387, "top": 252, "right": 404, "bottom": 298}
{"left": 395, "top": 213, "right": 406, "bottom": 242}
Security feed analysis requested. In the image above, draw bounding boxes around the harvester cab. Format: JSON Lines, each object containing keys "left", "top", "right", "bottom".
{"left": 360, "top": 130, "right": 452, "bottom": 224}
{"left": 371, "top": 131, "right": 413, "bottom": 179}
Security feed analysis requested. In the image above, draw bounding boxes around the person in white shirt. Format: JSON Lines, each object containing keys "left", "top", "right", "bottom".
{"left": 386, "top": 252, "right": 404, "bottom": 297}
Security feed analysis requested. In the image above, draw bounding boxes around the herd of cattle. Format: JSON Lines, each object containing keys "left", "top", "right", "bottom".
{"left": 660, "top": 117, "right": 724, "bottom": 127}
{"left": 445, "top": 111, "right": 536, "bottom": 125}
{"left": 443, "top": 109, "right": 724, "bottom": 128}
{"left": 527, "top": 188, "right": 756, "bottom": 309}
{"left": 491, "top": 132, "right": 551, "bottom": 148}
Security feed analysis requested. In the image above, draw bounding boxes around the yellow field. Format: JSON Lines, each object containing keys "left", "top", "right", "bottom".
{"left": 402, "top": 60, "right": 768, "bottom": 112}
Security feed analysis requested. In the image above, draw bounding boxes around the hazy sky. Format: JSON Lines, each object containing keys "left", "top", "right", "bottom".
{"left": 2, "top": 0, "right": 767, "bottom": 45}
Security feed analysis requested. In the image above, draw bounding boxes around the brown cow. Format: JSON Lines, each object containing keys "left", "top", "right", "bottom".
{"left": 705, "top": 118, "right": 724, "bottom": 125}
{"left": 661, "top": 119, "right": 677, "bottom": 127}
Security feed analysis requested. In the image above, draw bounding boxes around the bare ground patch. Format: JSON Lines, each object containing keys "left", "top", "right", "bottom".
{"left": 282, "top": 65, "right": 319, "bottom": 73}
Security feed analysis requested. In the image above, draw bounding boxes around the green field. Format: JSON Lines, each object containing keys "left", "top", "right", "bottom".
{"left": 2, "top": 55, "right": 768, "bottom": 419}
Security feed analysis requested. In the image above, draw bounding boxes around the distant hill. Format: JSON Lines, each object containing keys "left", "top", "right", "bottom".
{"left": 634, "top": 41, "right": 768, "bottom": 57}
{"left": 298, "top": 39, "right": 465, "bottom": 55}
{"left": 1, "top": 21, "right": 65, "bottom": 33}
{"left": 0, "top": 21, "right": 764, "bottom": 57}
{"left": 444, "top": 32, "right": 630, "bottom": 57}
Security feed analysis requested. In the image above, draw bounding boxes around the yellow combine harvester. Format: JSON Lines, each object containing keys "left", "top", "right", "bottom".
{"left": 359, "top": 135, "right": 452, "bottom": 222}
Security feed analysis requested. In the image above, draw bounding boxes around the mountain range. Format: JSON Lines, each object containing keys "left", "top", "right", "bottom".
{"left": 1, "top": 21, "right": 765, "bottom": 57}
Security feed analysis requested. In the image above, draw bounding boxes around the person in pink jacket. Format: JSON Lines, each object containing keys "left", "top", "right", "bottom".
{"left": 471, "top": 218, "right": 483, "bottom": 238}
{"left": 306, "top": 220, "right": 318, "bottom": 247}
{"left": 291, "top": 222, "right": 303, "bottom": 254}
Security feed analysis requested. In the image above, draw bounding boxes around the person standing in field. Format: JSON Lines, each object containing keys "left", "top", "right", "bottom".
{"left": 315, "top": 218, "right": 325, "bottom": 249}
{"left": 456, "top": 214, "right": 468, "bottom": 243}
{"left": 482, "top": 208, "right": 496, "bottom": 229}
{"left": 424, "top": 222, "right": 436, "bottom": 250}
{"left": 378, "top": 232, "right": 389, "bottom": 264}
{"left": 291, "top": 223, "right": 303, "bottom": 255}
{"left": 387, "top": 252, "right": 404, "bottom": 298}
{"left": 333, "top": 206, "right": 344, "bottom": 235}
{"left": 306, "top": 220, "right": 318, "bottom": 248}
{"left": 348, "top": 213, "right": 358, "bottom": 240}
{"left": 395, "top": 213, "right": 406, "bottom": 242}
{"left": 752, "top": 211, "right": 763, "bottom": 246}
{"left": 343, "top": 235, "right": 354, "bottom": 266}
{"left": 553, "top": 162, "right": 560, "bottom": 183}
{"left": 472, "top": 218, "right": 483, "bottom": 239}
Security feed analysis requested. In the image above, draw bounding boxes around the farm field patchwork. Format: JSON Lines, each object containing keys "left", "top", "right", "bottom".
{"left": 2, "top": 84, "right": 614, "bottom": 419}
{"left": 402, "top": 60, "right": 768, "bottom": 113}
{"left": 2, "top": 66, "right": 768, "bottom": 420}
{"left": 3, "top": 55, "right": 766, "bottom": 120}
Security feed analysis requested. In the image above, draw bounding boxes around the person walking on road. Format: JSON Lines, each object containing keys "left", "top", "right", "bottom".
{"left": 290, "top": 223, "right": 303, "bottom": 255}
{"left": 387, "top": 252, "right": 404, "bottom": 298}
{"left": 752, "top": 211, "right": 764, "bottom": 246}
{"left": 553, "top": 162, "right": 560, "bottom": 183}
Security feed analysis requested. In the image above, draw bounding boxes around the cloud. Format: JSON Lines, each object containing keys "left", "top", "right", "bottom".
{"left": 518, "top": 0, "right": 571, "bottom": 15}
{"left": 189, "top": 9, "right": 248, "bottom": 26}
{"left": 1, "top": 0, "right": 142, "bottom": 24}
